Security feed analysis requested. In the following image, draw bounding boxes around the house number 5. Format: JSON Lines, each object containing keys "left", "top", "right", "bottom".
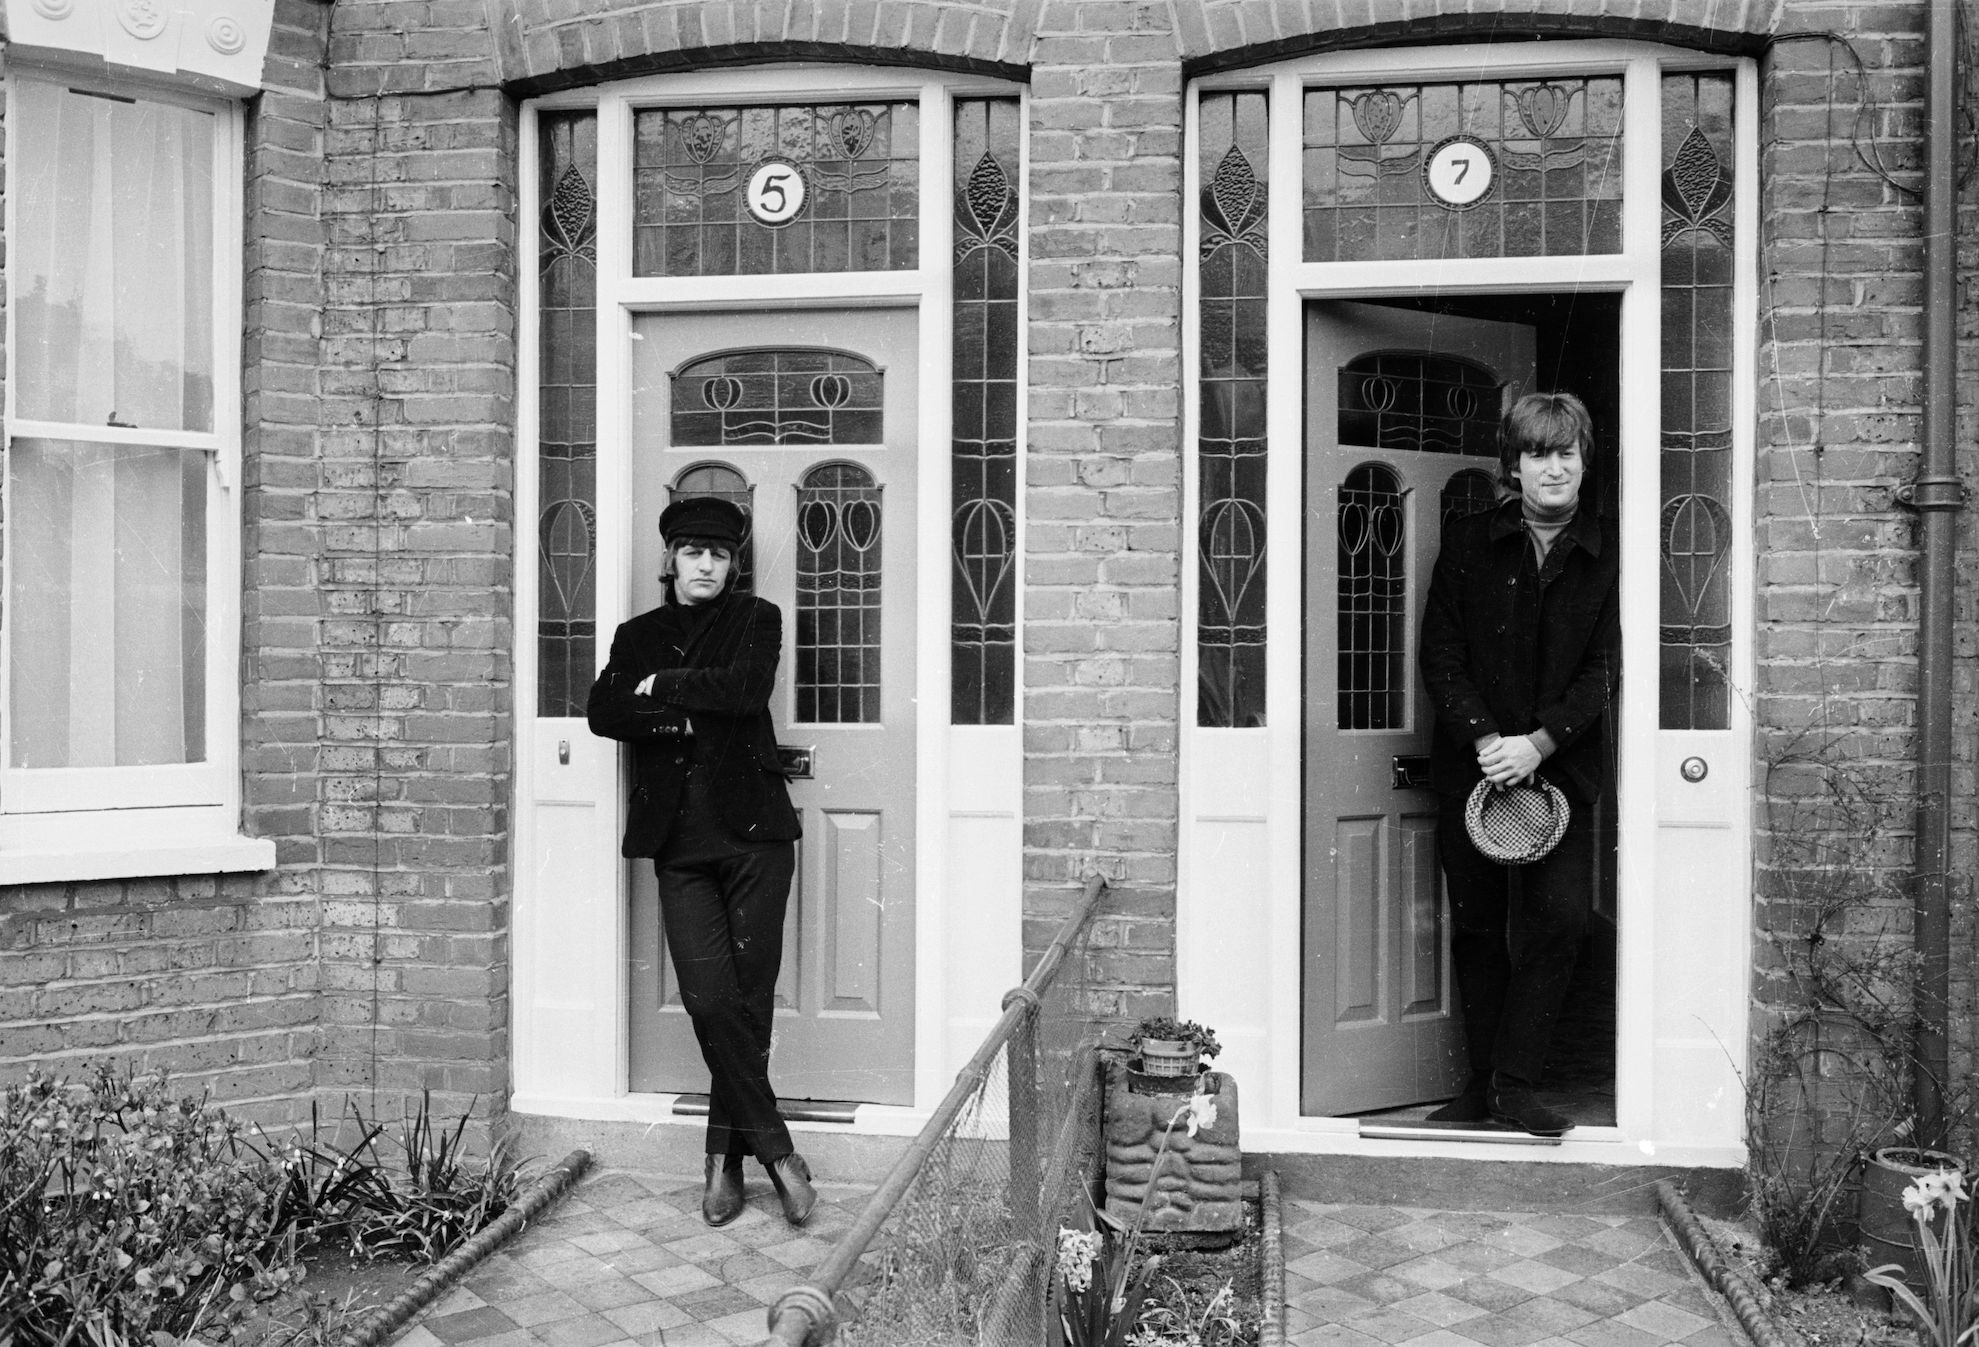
{"left": 1424, "top": 136, "right": 1495, "bottom": 209}
{"left": 746, "top": 160, "right": 807, "bottom": 226}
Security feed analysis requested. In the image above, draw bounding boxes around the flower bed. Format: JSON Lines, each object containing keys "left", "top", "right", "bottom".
{"left": 0, "top": 1067, "right": 525, "bottom": 1347}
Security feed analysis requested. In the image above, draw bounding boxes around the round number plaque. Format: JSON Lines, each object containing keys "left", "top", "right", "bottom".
{"left": 1423, "top": 136, "right": 1495, "bottom": 210}
{"left": 746, "top": 159, "right": 807, "bottom": 226}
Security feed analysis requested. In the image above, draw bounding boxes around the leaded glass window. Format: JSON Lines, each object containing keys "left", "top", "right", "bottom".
{"left": 670, "top": 349, "right": 882, "bottom": 445}
{"left": 1441, "top": 468, "right": 1502, "bottom": 527}
{"left": 951, "top": 97, "right": 1021, "bottom": 726}
{"left": 1659, "top": 73, "right": 1735, "bottom": 730}
{"left": 1303, "top": 79, "right": 1624, "bottom": 262}
{"left": 538, "top": 111, "right": 598, "bottom": 718}
{"left": 632, "top": 103, "right": 919, "bottom": 276}
{"left": 1338, "top": 464, "right": 1407, "bottom": 730}
{"left": 1198, "top": 90, "right": 1269, "bottom": 729}
{"left": 1339, "top": 352, "right": 1501, "bottom": 456}
{"left": 796, "top": 464, "right": 883, "bottom": 724}
{"left": 668, "top": 464, "right": 756, "bottom": 595}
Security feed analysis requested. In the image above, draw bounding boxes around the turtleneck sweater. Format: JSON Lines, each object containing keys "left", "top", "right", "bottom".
{"left": 1523, "top": 501, "right": 1577, "bottom": 565}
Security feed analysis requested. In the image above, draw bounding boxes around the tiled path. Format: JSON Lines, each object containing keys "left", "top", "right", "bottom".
{"left": 1281, "top": 1200, "right": 1748, "bottom": 1347}
{"left": 395, "top": 1169, "right": 1754, "bottom": 1347}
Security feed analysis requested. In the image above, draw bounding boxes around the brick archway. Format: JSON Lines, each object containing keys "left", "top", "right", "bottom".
{"left": 1176, "top": 0, "right": 1777, "bottom": 76}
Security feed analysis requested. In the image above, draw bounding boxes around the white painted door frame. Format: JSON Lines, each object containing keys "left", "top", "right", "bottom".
{"left": 512, "top": 67, "right": 1028, "bottom": 1133}
{"left": 1179, "top": 43, "right": 1758, "bottom": 1166}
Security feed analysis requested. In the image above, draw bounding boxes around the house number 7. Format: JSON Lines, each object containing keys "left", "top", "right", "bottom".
{"left": 1424, "top": 136, "right": 1495, "bottom": 209}
{"left": 747, "top": 161, "right": 807, "bottom": 226}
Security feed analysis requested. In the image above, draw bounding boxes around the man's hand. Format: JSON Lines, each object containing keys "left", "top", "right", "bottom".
{"left": 1476, "top": 733, "right": 1542, "bottom": 787}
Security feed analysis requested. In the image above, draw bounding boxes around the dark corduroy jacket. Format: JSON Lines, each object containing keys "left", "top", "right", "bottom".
{"left": 586, "top": 590, "right": 801, "bottom": 858}
{"left": 1419, "top": 499, "right": 1621, "bottom": 804}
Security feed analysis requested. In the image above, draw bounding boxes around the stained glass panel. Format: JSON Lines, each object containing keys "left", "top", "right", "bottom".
{"left": 796, "top": 463, "right": 883, "bottom": 724}
{"left": 538, "top": 111, "right": 598, "bottom": 718}
{"left": 1338, "top": 464, "right": 1407, "bottom": 730}
{"left": 670, "top": 349, "right": 882, "bottom": 445}
{"left": 1659, "top": 73, "right": 1735, "bottom": 730}
{"left": 632, "top": 103, "right": 919, "bottom": 276}
{"left": 1440, "top": 468, "right": 1502, "bottom": 527}
{"left": 951, "top": 98, "right": 1021, "bottom": 725}
{"left": 1198, "top": 90, "right": 1269, "bottom": 729}
{"left": 1340, "top": 353, "right": 1501, "bottom": 456}
{"left": 1303, "top": 78, "right": 1624, "bottom": 262}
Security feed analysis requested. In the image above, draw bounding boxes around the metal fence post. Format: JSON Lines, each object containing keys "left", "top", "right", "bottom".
{"left": 1004, "top": 986, "right": 1041, "bottom": 1238}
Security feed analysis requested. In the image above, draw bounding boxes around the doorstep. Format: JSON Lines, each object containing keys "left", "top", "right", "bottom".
{"left": 509, "top": 1110, "right": 915, "bottom": 1184}
{"left": 1258, "top": 1153, "right": 1746, "bottom": 1218}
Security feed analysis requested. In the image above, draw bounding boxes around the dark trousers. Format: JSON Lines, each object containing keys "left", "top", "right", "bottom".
{"left": 654, "top": 828, "right": 797, "bottom": 1161}
{"left": 1437, "top": 795, "right": 1594, "bottom": 1087}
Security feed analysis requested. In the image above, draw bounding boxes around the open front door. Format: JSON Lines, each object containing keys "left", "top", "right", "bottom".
{"left": 627, "top": 307, "right": 919, "bottom": 1106}
{"left": 1301, "top": 301, "right": 1537, "bottom": 1116}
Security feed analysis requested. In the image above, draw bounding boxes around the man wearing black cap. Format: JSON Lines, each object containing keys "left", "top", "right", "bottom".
{"left": 587, "top": 496, "right": 814, "bottom": 1227}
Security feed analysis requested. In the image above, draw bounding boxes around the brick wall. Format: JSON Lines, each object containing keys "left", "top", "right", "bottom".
{"left": 308, "top": 74, "right": 519, "bottom": 1119}
{"left": 1022, "top": 3, "right": 1187, "bottom": 1022}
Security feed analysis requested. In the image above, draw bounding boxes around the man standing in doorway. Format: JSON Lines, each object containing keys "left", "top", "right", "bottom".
{"left": 588, "top": 496, "right": 815, "bottom": 1225}
{"left": 1419, "top": 392, "right": 1621, "bottom": 1137}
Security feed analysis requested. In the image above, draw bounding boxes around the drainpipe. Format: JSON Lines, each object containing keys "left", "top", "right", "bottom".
{"left": 1902, "top": 0, "right": 1961, "bottom": 1151}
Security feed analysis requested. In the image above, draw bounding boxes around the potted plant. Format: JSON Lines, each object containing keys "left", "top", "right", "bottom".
{"left": 1127, "top": 1017, "right": 1221, "bottom": 1084}
{"left": 1861, "top": 1145, "right": 1970, "bottom": 1295}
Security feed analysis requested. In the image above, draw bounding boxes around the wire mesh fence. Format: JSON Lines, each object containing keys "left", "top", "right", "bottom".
{"left": 762, "top": 877, "right": 1111, "bottom": 1347}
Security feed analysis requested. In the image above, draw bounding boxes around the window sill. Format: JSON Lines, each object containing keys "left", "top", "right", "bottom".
{"left": 0, "top": 836, "right": 277, "bottom": 887}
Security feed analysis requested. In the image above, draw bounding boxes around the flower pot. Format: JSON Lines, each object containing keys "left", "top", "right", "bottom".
{"left": 1135, "top": 1036, "right": 1201, "bottom": 1078}
{"left": 1860, "top": 1146, "right": 1966, "bottom": 1293}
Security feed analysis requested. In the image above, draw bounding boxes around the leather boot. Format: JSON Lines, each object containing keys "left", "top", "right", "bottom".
{"left": 1426, "top": 1076, "right": 1490, "bottom": 1123}
{"left": 766, "top": 1152, "right": 817, "bottom": 1226}
{"left": 1487, "top": 1074, "right": 1573, "bottom": 1137}
{"left": 702, "top": 1154, "right": 745, "bottom": 1227}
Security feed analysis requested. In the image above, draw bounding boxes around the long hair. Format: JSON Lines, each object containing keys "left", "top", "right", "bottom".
{"left": 1498, "top": 391, "right": 1595, "bottom": 493}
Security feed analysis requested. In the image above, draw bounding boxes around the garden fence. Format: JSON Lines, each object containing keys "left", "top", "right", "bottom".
{"left": 755, "top": 873, "right": 1111, "bottom": 1347}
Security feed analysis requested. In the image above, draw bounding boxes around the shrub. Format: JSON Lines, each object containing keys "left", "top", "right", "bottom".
{"left": 0, "top": 1070, "right": 526, "bottom": 1347}
{"left": 0, "top": 1066, "right": 301, "bottom": 1347}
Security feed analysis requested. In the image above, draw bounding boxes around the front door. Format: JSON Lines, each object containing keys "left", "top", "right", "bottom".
{"left": 626, "top": 307, "right": 918, "bottom": 1105}
{"left": 1301, "top": 300, "right": 1537, "bottom": 1115}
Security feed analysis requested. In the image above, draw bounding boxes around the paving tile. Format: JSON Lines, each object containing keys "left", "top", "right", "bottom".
{"left": 567, "top": 1229, "right": 649, "bottom": 1256}
{"left": 1392, "top": 1290, "right": 1491, "bottom": 1328}
{"left": 1287, "top": 1323, "right": 1386, "bottom": 1346}
{"left": 641, "top": 1326, "right": 731, "bottom": 1347}
{"left": 1546, "top": 1278, "right": 1642, "bottom": 1318}
{"left": 1334, "top": 1271, "right": 1422, "bottom": 1306}
{"left": 1614, "top": 1299, "right": 1712, "bottom": 1340}
{"left": 1496, "top": 1296, "right": 1599, "bottom": 1336}
{"left": 1581, "top": 1225, "right": 1665, "bottom": 1260}
{"left": 1488, "top": 1260, "right": 1583, "bottom": 1295}
{"left": 1562, "top": 1318, "right": 1664, "bottom": 1347}
{"left": 397, "top": 1329, "right": 445, "bottom": 1347}
{"left": 1590, "top": 1261, "right": 1686, "bottom": 1299}
{"left": 461, "top": 1262, "right": 557, "bottom": 1302}
{"left": 1338, "top": 1235, "right": 1425, "bottom": 1271}
{"left": 486, "top": 1291, "right": 588, "bottom": 1329}
{"left": 600, "top": 1300, "right": 693, "bottom": 1336}
{"left": 1345, "top": 1305, "right": 1446, "bottom": 1344}
{"left": 1483, "top": 1225, "right": 1563, "bottom": 1259}
{"left": 673, "top": 1285, "right": 762, "bottom": 1323}
{"left": 562, "top": 1275, "right": 652, "bottom": 1313}
{"left": 1527, "top": 1215, "right": 1612, "bottom": 1241}
{"left": 1291, "top": 1249, "right": 1381, "bottom": 1285}
{"left": 1291, "top": 1283, "right": 1379, "bottom": 1320}
{"left": 703, "top": 1306, "right": 773, "bottom": 1343}
{"left": 528, "top": 1314, "right": 626, "bottom": 1347}
{"left": 1534, "top": 1244, "right": 1627, "bottom": 1276}
{"left": 1390, "top": 1256, "right": 1470, "bottom": 1291}
{"left": 423, "top": 1306, "right": 517, "bottom": 1345}
{"left": 1439, "top": 1241, "right": 1523, "bottom": 1274}
{"left": 1393, "top": 1332, "right": 1492, "bottom": 1347}
{"left": 630, "top": 1263, "right": 723, "bottom": 1298}
{"left": 1294, "top": 1214, "right": 1377, "bottom": 1248}
{"left": 592, "top": 1243, "right": 682, "bottom": 1275}
{"left": 757, "top": 1233, "right": 833, "bottom": 1268}
{"left": 1333, "top": 1205, "right": 1422, "bottom": 1235}
{"left": 1455, "top": 1311, "right": 1554, "bottom": 1347}
{"left": 709, "top": 1249, "right": 784, "bottom": 1284}
{"left": 1443, "top": 1276, "right": 1534, "bottom": 1314}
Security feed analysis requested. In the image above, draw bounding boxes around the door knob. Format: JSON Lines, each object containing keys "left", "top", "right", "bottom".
{"left": 558, "top": 739, "right": 570, "bottom": 765}
{"left": 1680, "top": 756, "right": 1708, "bottom": 783}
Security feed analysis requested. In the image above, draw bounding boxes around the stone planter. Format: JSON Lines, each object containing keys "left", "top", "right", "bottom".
{"left": 1101, "top": 1057, "right": 1242, "bottom": 1237}
{"left": 1860, "top": 1146, "right": 1966, "bottom": 1294}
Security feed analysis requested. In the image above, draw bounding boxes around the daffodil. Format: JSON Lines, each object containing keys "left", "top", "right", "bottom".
{"left": 1181, "top": 1093, "right": 1217, "bottom": 1138}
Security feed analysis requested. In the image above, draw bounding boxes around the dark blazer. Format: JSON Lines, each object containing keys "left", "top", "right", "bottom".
{"left": 1420, "top": 500, "right": 1621, "bottom": 804}
{"left": 587, "top": 590, "right": 802, "bottom": 858}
